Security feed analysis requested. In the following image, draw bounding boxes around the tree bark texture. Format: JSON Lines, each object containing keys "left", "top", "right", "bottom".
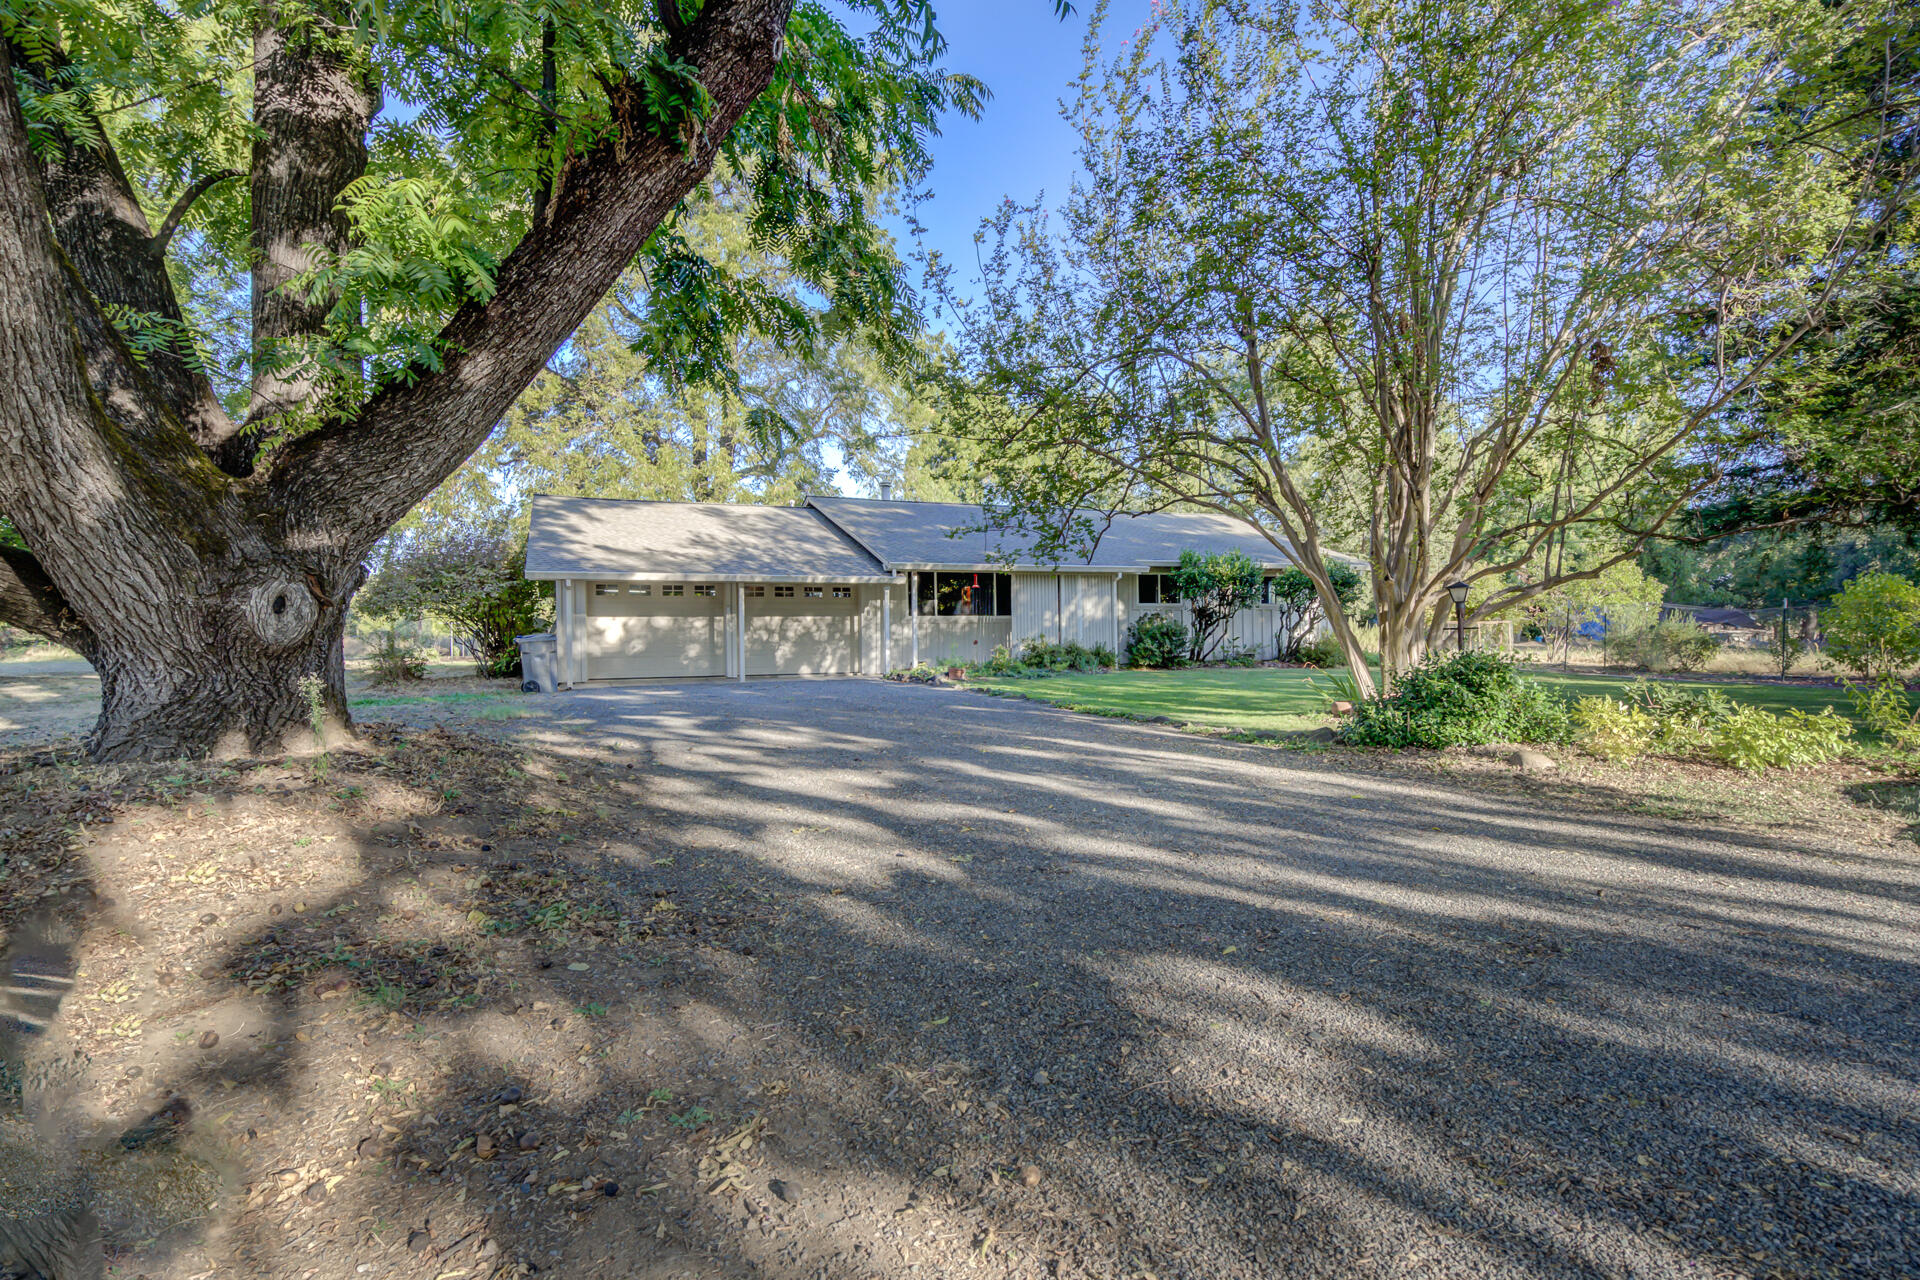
{"left": 0, "top": 0, "right": 794, "bottom": 760}
{"left": 248, "top": 8, "right": 378, "bottom": 423}
{"left": 6, "top": 38, "right": 237, "bottom": 457}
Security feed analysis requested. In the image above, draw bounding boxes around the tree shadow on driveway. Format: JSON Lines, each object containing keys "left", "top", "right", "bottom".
{"left": 6, "top": 679, "right": 1915, "bottom": 1280}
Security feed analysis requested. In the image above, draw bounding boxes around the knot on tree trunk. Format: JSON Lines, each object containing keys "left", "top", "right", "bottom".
{"left": 242, "top": 577, "right": 319, "bottom": 649}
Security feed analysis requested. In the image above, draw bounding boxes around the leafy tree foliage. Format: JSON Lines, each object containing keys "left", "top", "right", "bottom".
{"left": 940, "top": 0, "right": 1917, "bottom": 698}
{"left": 1266, "top": 563, "right": 1364, "bottom": 662}
{"left": 357, "top": 524, "right": 551, "bottom": 678}
{"left": 1822, "top": 571, "right": 1920, "bottom": 680}
{"left": 459, "top": 184, "right": 942, "bottom": 507}
{"left": 1529, "top": 561, "right": 1666, "bottom": 661}
{"left": 1643, "top": 525, "right": 1920, "bottom": 607}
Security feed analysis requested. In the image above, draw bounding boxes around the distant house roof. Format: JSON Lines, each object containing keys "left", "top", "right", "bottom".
{"left": 1664, "top": 604, "right": 1764, "bottom": 630}
{"left": 802, "top": 496, "right": 1301, "bottom": 571}
{"left": 524, "top": 495, "right": 892, "bottom": 582}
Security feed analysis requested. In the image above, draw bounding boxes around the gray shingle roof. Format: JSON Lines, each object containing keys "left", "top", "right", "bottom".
{"left": 804, "top": 496, "right": 1301, "bottom": 570}
{"left": 525, "top": 495, "right": 890, "bottom": 581}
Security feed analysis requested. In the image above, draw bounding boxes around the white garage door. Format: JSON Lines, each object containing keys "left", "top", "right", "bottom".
{"left": 583, "top": 584, "right": 725, "bottom": 679}
{"left": 746, "top": 586, "right": 858, "bottom": 675}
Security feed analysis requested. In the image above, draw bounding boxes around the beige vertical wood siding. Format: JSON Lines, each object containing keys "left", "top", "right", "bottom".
{"left": 1010, "top": 573, "right": 1057, "bottom": 648}
{"left": 914, "top": 617, "right": 1014, "bottom": 665}
{"left": 1010, "top": 573, "right": 1117, "bottom": 651}
{"left": 1059, "top": 573, "right": 1117, "bottom": 648}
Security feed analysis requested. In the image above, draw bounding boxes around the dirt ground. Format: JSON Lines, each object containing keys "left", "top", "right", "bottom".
{"left": 1, "top": 681, "right": 1916, "bottom": 1280}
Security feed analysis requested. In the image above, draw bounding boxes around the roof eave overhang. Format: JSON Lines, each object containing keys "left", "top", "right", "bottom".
{"left": 884, "top": 561, "right": 1297, "bottom": 573}
{"left": 526, "top": 570, "right": 899, "bottom": 584}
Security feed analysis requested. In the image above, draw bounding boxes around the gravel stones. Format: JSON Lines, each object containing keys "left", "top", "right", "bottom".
{"left": 364, "top": 679, "right": 1920, "bottom": 1279}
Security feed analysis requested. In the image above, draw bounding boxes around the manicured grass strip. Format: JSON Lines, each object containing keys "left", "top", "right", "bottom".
{"left": 971, "top": 668, "right": 1340, "bottom": 732}
{"left": 1529, "top": 671, "right": 1860, "bottom": 723}
{"left": 973, "top": 666, "right": 1869, "bottom": 735}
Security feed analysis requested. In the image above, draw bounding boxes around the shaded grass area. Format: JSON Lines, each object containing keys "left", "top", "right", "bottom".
{"left": 973, "top": 665, "right": 1868, "bottom": 733}
{"left": 0, "top": 667, "right": 535, "bottom": 745}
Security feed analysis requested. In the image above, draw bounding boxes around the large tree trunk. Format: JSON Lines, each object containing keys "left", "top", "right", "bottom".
{"left": 88, "top": 587, "right": 355, "bottom": 761}
{"left": 0, "top": 0, "right": 795, "bottom": 760}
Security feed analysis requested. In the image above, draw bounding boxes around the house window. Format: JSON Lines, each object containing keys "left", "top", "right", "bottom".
{"left": 746, "top": 585, "right": 765, "bottom": 598}
{"left": 774, "top": 585, "right": 795, "bottom": 598}
{"left": 832, "top": 586, "right": 852, "bottom": 598}
{"left": 803, "top": 586, "right": 824, "bottom": 598}
{"left": 1137, "top": 573, "right": 1179, "bottom": 605}
{"left": 629, "top": 585, "right": 650, "bottom": 596}
{"left": 594, "top": 583, "right": 619, "bottom": 596}
{"left": 662, "top": 584, "right": 684, "bottom": 597}
{"left": 916, "top": 572, "right": 1012, "bottom": 616}
{"left": 692, "top": 584, "right": 717, "bottom": 597}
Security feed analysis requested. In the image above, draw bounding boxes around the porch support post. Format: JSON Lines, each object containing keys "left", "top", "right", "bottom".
{"left": 910, "top": 572, "right": 920, "bottom": 669}
{"left": 739, "top": 585, "right": 748, "bottom": 682}
{"left": 558, "top": 579, "right": 574, "bottom": 687}
{"left": 882, "top": 579, "right": 892, "bottom": 674}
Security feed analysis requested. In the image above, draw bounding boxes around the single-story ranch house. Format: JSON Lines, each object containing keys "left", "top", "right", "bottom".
{"left": 524, "top": 492, "right": 1317, "bottom": 682}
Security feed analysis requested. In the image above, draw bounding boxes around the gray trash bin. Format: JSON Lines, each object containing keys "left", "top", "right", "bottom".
{"left": 514, "top": 632, "right": 558, "bottom": 693}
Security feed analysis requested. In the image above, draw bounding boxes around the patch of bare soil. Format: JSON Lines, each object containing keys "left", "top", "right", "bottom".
{"left": 0, "top": 674, "right": 100, "bottom": 746}
{"left": 0, "top": 728, "right": 1090, "bottom": 1280}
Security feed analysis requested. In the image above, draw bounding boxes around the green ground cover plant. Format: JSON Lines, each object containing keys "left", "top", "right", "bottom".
{"left": 970, "top": 667, "right": 1874, "bottom": 760}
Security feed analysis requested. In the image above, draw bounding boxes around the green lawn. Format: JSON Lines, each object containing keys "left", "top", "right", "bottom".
{"left": 971, "top": 666, "right": 1865, "bottom": 734}
{"left": 971, "top": 667, "right": 1341, "bottom": 732}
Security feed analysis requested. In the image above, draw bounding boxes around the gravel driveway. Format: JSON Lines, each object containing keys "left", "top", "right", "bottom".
{"left": 490, "top": 678, "right": 1919, "bottom": 1280}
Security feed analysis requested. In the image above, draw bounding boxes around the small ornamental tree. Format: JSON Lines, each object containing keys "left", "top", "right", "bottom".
{"left": 357, "top": 528, "right": 551, "bottom": 677}
{"left": 1268, "top": 563, "right": 1365, "bottom": 661}
{"left": 942, "top": 0, "right": 1917, "bottom": 699}
{"left": 1171, "top": 550, "right": 1264, "bottom": 661}
{"left": 1823, "top": 571, "right": 1920, "bottom": 680}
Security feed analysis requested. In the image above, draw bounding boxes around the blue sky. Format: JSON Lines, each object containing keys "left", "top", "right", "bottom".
{"left": 896, "top": 1, "right": 1146, "bottom": 313}
{"left": 812, "top": 1, "right": 1149, "bottom": 495}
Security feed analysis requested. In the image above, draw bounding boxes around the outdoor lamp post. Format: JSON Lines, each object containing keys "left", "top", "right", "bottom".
{"left": 1446, "top": 580, "right": 1471, "bottom": 652}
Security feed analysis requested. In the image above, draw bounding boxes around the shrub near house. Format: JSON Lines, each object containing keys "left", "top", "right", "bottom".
{"left": 1344, "top": 651, "right": 1570, "bottom": 749}
{"left": 1125, "top": 614, "right": 1192, "bottom": 669}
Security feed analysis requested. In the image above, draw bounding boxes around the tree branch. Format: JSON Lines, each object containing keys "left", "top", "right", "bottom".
{"left": 150, "top": 169, "right": 241, "bottom": 257}
{"left": 265, "top": 0, "right": 795, "bottom": 554}
{"left": 0, "top": 546, "right": 96, "bottom": 657}
{"left": 5, "top": 35, "right": 238, "bottom": 459}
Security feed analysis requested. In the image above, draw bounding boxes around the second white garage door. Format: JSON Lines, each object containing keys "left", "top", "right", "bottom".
{"left": 745, "top": 586, "right": 858, "bottom": 675}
